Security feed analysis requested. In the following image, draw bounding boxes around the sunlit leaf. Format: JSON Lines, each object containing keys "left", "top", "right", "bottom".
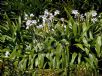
{"left": 70, "top": 52, "right": 77, "bottom": 65}
{"left": 74, "top": 44, "right": 85, "bottom": 51}
{"left": 95, "top": 36, "right": 101, "bottom": 57}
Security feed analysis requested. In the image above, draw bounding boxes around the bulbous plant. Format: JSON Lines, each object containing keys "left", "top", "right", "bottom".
{"left": 0, "top": 9, "right": 102, "bottom": 76}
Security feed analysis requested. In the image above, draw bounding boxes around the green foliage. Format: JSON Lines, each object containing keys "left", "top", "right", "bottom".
{"left": 0, "top": 0, "right": 102, "bottom": 76}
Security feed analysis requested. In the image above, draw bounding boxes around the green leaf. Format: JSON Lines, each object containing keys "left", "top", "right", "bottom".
{"left": 72, "top": 21, "right": 77, "bottom": 36}
{"left": 82, "top": 37, "right": 89, "bottom": 47}
{"left": 29, "top": 54, "right": 36, "bottom": 70}
{"left": 9, "top": 49, "right": 17, "bottom": 59}
{"left": 78, "top": 53, "right": 81, "bottom": 64}
{"left": 36, "top": 54, "right": 45, "bottom": 68}
{"left": 85, "top": 48, "right": 90, "bottom": 55}
{"left": 53, "top": 57, "right": 56, "bottom": 69}
{"left": 18, "top": 16, "right": 21, "bottom": 26}
{"left": 18, "top": 58, "right": 27, "bottom": 71}
{"left": 70, "top": 52, "right": 77, "bottom": 65}
{"left": 74, "top": 43, "right": 85, "bottom": 51}
{"left": 13, "top": 60, "right": 19, "bottom": 68}
{"left": 89, "top": 31, "right": 93, "bottom": 40}
{"left": 0, "top": 35, "right": 6, "bottom": 42}
{"left": 95, "top": 36, "right": 101, "bottom": 57}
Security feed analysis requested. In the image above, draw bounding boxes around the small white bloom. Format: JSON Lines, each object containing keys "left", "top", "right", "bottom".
{"left": 5, "top": 51, "right": 10, "bottom": 57}
{"left": 54, "top": 10, "right": 60, "bottom": 16}
{"left": 24, "top": 17, "right": 28, "bottom": 20}
{"left": 80, "top": 14, "right": 84, "bottom": 21}
{"left": 91, "top": 10, "right": 97, "bottom": 17}
{"left": 91, "top": 18, "right": 97, "bottom": 23}
{"left": 30, "top": 13, "right": 34, "bottom": 17}
{"left": 44, "top": 9, "right": 49, "bottom": 16}
{"left": 64, "top": 25, "right": 66, "bottom": 29}
{"left": 26, "top": 26, "right": 29, "bottom": 29}
{"left": 52, "top": 29, "right": 54, "bottom": 31}
{"left": 98, "top": 15, "right": 101, "bottom": 18}
{"left": 49, "top": 13, "right": 53, "bottom": 16}
{"left": 24, "top": 13, "right": 28, "bottom": 20}
{"left": 42, "top": 15, "right": 47, "bottom": 24}
{"left": 26, "top": 45, "right": 31, "bottom": 50}
{"left": 84, "top": 13, "right": 87, "bottom": 16}
{"left": 49, "top": 13, "right": 54, "bottom": 21}
{"left": 36, "top": 24, "right": 43, "bottom": 29}
{"left": 26, "top": 20, "right": 32, "bottom": 26}
{"left": 25, "top": 13, "right": 28, "bottom": 17}
{"left": 37, "top": 19, "right": 39, "bottom": 22}
{"left": 43, "top": 15, "right": 47, "bottom": 20}
{"left": 72, "top": 10, "right": 79, "bottom": 15}
{"left": 60, "top": 18, "right": 64, "bottom": 22}
{"left": 84, "top": 12, "right": 90, "bottom": 18}
{"left": 31, "top": 20, "right": 37, "bottom": 25}
{"left": 26, "top": 20, "right": 32, "bottom": 29}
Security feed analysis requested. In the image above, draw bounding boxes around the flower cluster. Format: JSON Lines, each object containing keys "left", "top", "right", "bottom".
{"left": 71, "top": 9, "right": 99, "bottom": 23}
{"left": 24, "top": 9, "right": 60, "bottom": 29}
{"left": 38, "top": 9, "right": 60, "bottom": 29}
{"left": 24, "top": 13, "right": 37, "bottom": 29}
{"left": 90, "top": 10, "right": 98, "bottom": 23}
{"left": 24, "top": 9, "right": 101, "bottom": 30}
{"left": 72, "top": 10, "right": 79, "bottom": 15}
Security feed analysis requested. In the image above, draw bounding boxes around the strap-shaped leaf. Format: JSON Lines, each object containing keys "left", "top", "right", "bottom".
{"left": 74, "top": 43, "right": 85, "bottom": 51}
{"left": 78, "top": 53, "right": 81, "bottom": 64}
{"left": 95, "top": 36, "right": 101, "bottom": 57}
{"left": 9, "top": 49, "right": 16, "bottom": 59}
{"left": 70, "top": 52, "right": 77, "bottom": 65}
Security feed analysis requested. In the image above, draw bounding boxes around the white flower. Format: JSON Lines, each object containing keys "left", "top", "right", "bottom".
{"left": 26, "top": 26, "right": 29, "bottom": 29}
{"left": 84, "top": 13, "right": 87, "bottom": 16}
{"left": 31, "top": 20, "right": 37, "bottom": 25}
{"left": 91, "top": 10, "right": 97, "bottom": 17}
{"left": 26, "top": 20, "right": 32, "bottom": 26}
{"left": 54, "top": 10, "right": 60, "bottom": 16}
{"left": 42, "top": 15, "right": 47, "bottom": 24}
{"left": 37, "top": 19, "right": 39, "bottom": 22}
{"left": 49, "top": 13, "right": 54, "bottom": 21}
{"left": 98, "top": 15, "right": 101, "bottom": 18}
{"left": 42, "top": 15, "right": 47, "bottom": 20}
{"left": 24, "top": 13, "right": 28, "bottom": 20}
{"left": 24, "top": 17, "right": 28, "bottom": 20}
{"left": 80, "top": 14, "right": 84, "bottom": 21}
{"left": 26, "top": 45, "right": 31, "bottom": 50}
{"left": 91, "top": 18, "right": 97, "bottom": 23}
{"left": 64, "top": 25, "right": 66, "bottom": 29}
{"left": 25, "top": 13, "right": 28, "bottom": 17}
{"left": 26, "top": 19, "right": 37, "bottom": 29}
{"left": 44, "top": 9, "right": 49, "bottom": 16}
{"left": 72, "top": 10, "right": 79, "bottom": 15}
{"left": 49, "top": 13, "right": 53, "bottom": 16}
{"left": 36, "top": 24, "right": 43, "bottom": 29}
{"left": 5, "top": 51, "right": 10, "bottom": 57}
{"left": 60, "top": 18, "right": 64, "bottom": 22}
{"left": 84, "top": 12, "right": 90, "bottom": 18}
{"left": 52, "top": 29, "right": 54, "bottom": 31}
{"left": 30, "top": 13, "right": 34, "bottom": 17}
